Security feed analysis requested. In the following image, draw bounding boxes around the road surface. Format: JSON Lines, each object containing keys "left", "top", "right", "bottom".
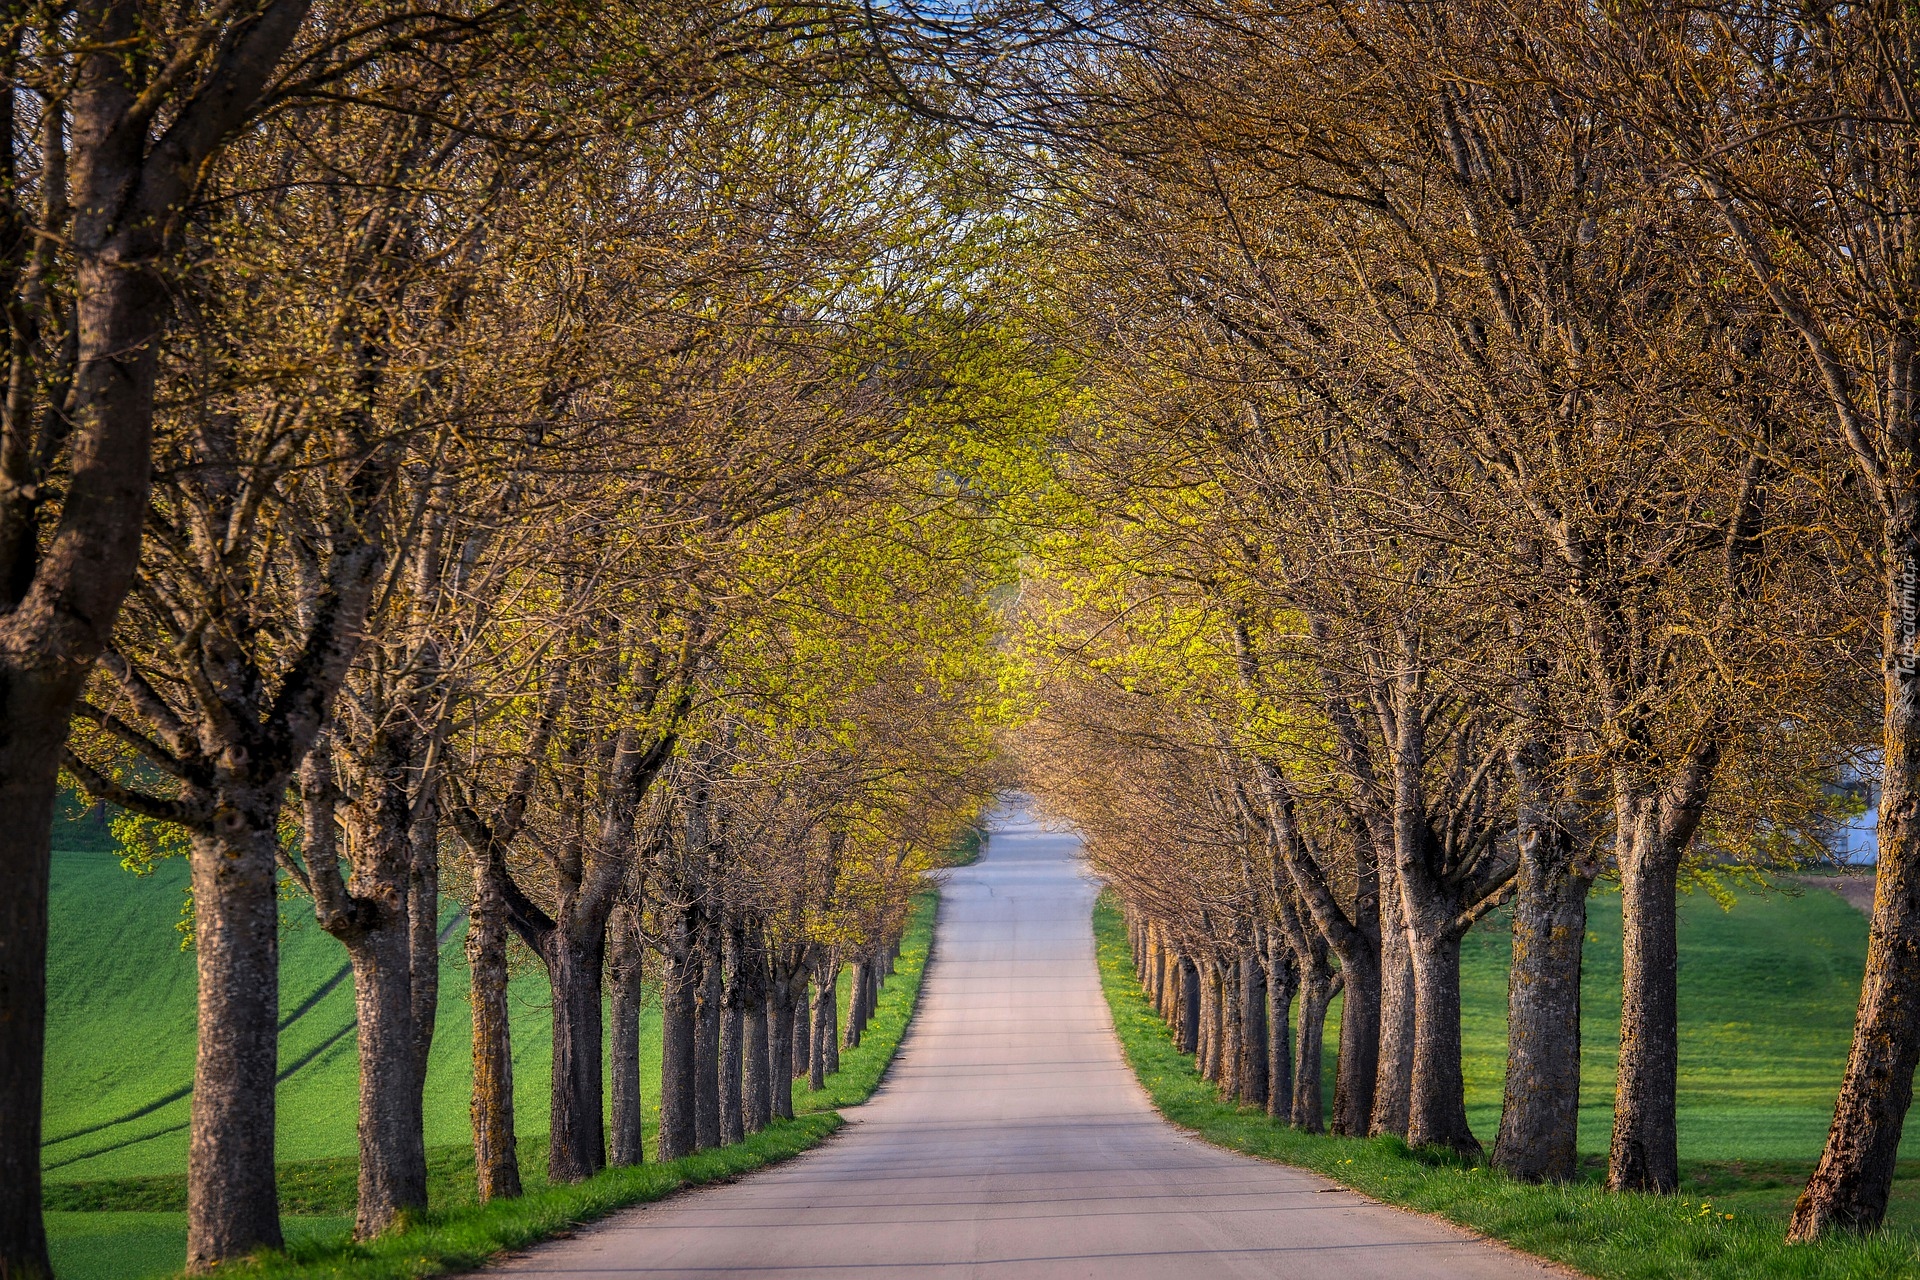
{"left": 485, "top": 799, "right": 1562, "bottom": 1279}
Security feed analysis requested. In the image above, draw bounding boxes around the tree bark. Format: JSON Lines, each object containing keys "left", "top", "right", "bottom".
{"left": 1793, "top": 528, "right": 1920, "bottom": 1236}
{"left": 0, "top": 696, "right": 61, "bottom": 1280}
{"left": 609, "top": 911, "right": 647, "bottom": 1168}
{"left": 658, "top": 944, "right": 699, "bottom": 1160}
{"left": 694, "top": 938, "right": 722, "bottom": 1150}
{"left": 1372, "top": 861, "right": 1415, "bottom": 1139}
{"left": 1238, "top": 943, "right": 1267, "bottom": 1107}
{"left": 1266, "top": 931, "right": 1296, "bottom": 1120}
{"left": 720, "top": 926, "right": 746, "bottom": 1147}
{"left": 845, "top": 956, "right": 869, "bottom": 1049}
{"left": 466, "top": 867, "right": 520, "bottom": 1201}
{"left": 544, "top": 924, "right": 609, "bottom": 1180}
{"left": 1294, "top": 959, "right": 1334, "bottom": 1133}
{"left": 768, "top": 969, "right": 796, "bottom": 1121}
{"left": 809, "top": 958, "right": 838, "bottom": 1090}
{"left": 792, "top": 987, "right": 811, "bottom": 1079}
{"left": 1178, "top": 956, "right": 1200, "bottom": 1053}
{"left": 1331, "top": 949, "right": 1380, "bottom": 1137}
{"left": 1607, "top": 786, "right": 1701, "bottom": 1194}
{"left": 1493, "top": 797, "right": 1591, "bottom": 1182}
{"left": 344, "top": 911, "right": 429, "bottom": 1237}
{"left": 1405, "top": 930, "right": 1477, "bottom": 1155}
{"left": 185, "top": 812, "right": 286, "bottom": 1271}
{"left": 744, "top": 991, "right": 773, "bottom": 1134}
{"left": 320, "top": 740, "right": 435, "bottom": 1240}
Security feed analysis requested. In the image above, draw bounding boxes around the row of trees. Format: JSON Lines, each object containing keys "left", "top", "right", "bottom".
{"left": 1018, "top": 0, "right": 1920, "bottom": 1245}
{"left": 2, "top": 3, "right": 1043, "bottom": 1276}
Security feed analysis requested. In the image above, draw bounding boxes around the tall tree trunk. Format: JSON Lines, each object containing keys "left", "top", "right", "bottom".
{"left": 1494, "top": 789, "right": 1591, "bottom": 1182}
{"left": 1607, "top": 798, "right": 1684, "bottom": 1193}
{"left": 768, "top": 969, "right": 796, "bottom": 1121}
{"left": 845, "top": 957, "right": 868, "bottom": 1049}
{"left": 407, "top": 803, "right": 440, "bottom": 1105}
{"left": 1266, "top": 931, "right": 1296, "bottom": 1120}
{"left": 809, "top": 959, "right": 837, "bottom": 1090}
{"left": 1197, "top": 961, "right": 1219, "bottom": 1080}
{"left": 744, "top": 992, "right": 773, "bottom": 1133}
{"left": 1372, "top": 862, "right": 1415, "bottom": 1138}
{"left": 1294, "top": 961, "right": 1334, "bottom": 1133}
{"left": 608, "top": 912, "right": 646, "bottom": 1168}
{"left": 1794, "top": 527, "right": 1920, "bottom": 1237}
{"left": 791, "top": 987, "right": 811, "bottom": 1079}
{"left": 1331, "top": 950, "right": 1380, "bottom": 1137}
{"left": 720, "top": 926, "right": 746, "bottom": 1147}
{"left": 1217, "top": 959, "right": 1243, "bottom": 1099}
{"left": 345, "top": 914, "right": 429, "bottom": 1237}
{"left": 1239, "top": 943, "right": 1268, "bottom": 1108}
{"left": 1178, "top": 956, "right": 1200, "bottom": 1053}
{"left": 467, "top": 868, "right": 520, "bottom": 1201}
{"left": 326, "top": 750, "right": 433, "bottom": 1240}
{"left": 1405, "top": 929, "right": 1477, "bottom": 1155}
{"left": 185, "top": 813, "right": 286, "bottom": 1271}
{"left": 694, "top": 939, "right": 722, "bottom": 1151}
{"left": 544, "top": 925, "right": 608, "bottom": 1181}
{"left": 0, "top": 700, "right": 61, "bottom": 1280}
{"left": 1148, "top": 924, "right": 1167, "bottom": 1013}
{"left": 658, "top": 945, "right": 698, "bottom": 1160}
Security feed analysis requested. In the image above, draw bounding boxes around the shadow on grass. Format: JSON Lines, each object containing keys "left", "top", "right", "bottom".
{"left": 52, "top": 892, "right": 935, "bottom": 1280}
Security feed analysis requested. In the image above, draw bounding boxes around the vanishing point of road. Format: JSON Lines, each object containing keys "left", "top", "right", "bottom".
{"left": 486, "top": 801, "right": 1561, "bottom": 1279}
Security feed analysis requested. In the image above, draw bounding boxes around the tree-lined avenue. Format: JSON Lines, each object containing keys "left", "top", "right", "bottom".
{"left": 483, "top": 798, "right": 1557, "bottom": 1279}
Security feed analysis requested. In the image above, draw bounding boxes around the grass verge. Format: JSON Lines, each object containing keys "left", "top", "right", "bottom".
{"left": 54, "top": 891, "right": 934, "bottom": 1280}
{"left": 1092, "top": 893, "right": 1920, "bottom": 1280}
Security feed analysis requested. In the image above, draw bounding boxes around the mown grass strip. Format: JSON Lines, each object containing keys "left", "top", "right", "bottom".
{"left": 198, "top": 891, "right": 936, "bottom": 1279}
{"left": 1092, "top": 894, "right": 1920, "bottom": 1280}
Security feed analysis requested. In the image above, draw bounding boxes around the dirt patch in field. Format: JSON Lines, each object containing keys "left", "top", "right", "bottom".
{"left": 1794, "top": 871, "right": 1876, "bottom": 916}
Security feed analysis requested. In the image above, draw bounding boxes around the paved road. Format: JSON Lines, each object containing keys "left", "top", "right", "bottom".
{"left": 485, "top": 800, "right": 1561, "bottom": 1279}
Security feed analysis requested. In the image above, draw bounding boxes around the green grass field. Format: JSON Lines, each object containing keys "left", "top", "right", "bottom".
{"left": 42, "top": 797, "right": 934, "bottom": 1279}
{"left": 1097, "top": 891, "right": 1920, "bottom": 1279}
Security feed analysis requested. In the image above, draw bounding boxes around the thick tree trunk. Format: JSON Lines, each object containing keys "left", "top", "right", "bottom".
{"left": 1197, "top": 961, "right": 1220, "bottom": 1080}
{"left": 1178, "top": 957, "right": 1200, "bottom": 1053}
{"left": 809, "top": 960, "right": 837, "bottom": 1089}
{"left": 327, "top": 760, "right": 433, "bottom": 1240}
{"left": 720, "top": 927, "right": 746, "bottom": 1147}
{"left": 407, "top": 808, "right": 440, "bottom": 1099}
{"left": 1793, "top": 529, "right": 1920, "bottom": 1238}
{"left": 1331, "top": 949, "right": 1380, "bottom": 1137}
{"left": 1493, "top": 816, "right": 1591, "bottom": 1183}
{"left": 1372, "top": 863, "right": 1415, "bottom": 1139}
{"left": 345, "top": 917, "right": 429, "bottom": 1237}
{"left": 0, "top": 697, "right": 62, "bottom": 1280}
{"left": 1148, "top": 924, "right": 1167, "bottom": 1013}
{"left": 791, "top": 987, "right": 811, "bottom": 1079}
{"left": 768, "top": 973, "right": 796, "bottom": 1120}
{"left": 467, "top": 872, "right": 520, "bottom": 1201}
{"left": 185, "top": 815, "right": 286, "bottom": 1272}
{"left": 1266, "top": 932, "right": 1296, "bottom": 1120}
{"left": 544, "top": 928, "right": 608, "bottom": 1182}
{"left": 744, "top": 992, "right": 773, "bottom": 1134}
{"left": 1405, "top": 930, "right": 1477, "bottom": 1155}
{"left": 1217, "top": 959, "right": 1242, "bottom": 1099}
{"left": 1294, "top": 961, "right": 1334, "bottom": 1133}
{"left": 1239, "top": 944, "right": 1267, "bottom": 1107}
{"left": 845, "top": 957, "right": 868, "bottom": 1049}
{"left": 609, "top": 916, "right": 646, "bottom": 1168}
{"left": 694, "top": 941, "right": 722, "bottom": 1151}
{"left": 658, "top": 947, "right": 699, "bottom": 1160}
{"left": 1608, "top": 804, "right": 1683, "bottom": 1193}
